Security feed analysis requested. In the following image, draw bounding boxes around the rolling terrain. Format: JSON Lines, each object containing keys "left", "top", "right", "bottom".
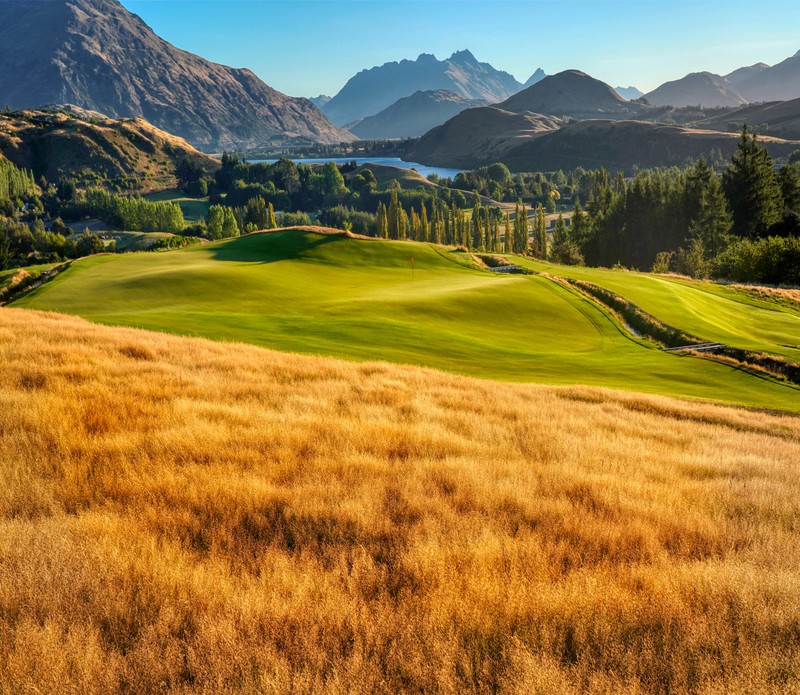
{"left": 1, "top": 306, "right": 800, "bottom": 693}
{"left": 515, "top": 258, "right": 800, "bottom": 363}
{"left": 0, "top": 108, "right": 217, "bottom": 191}
{"left": 11, "top": 229, "right": 800, "bottom": 412}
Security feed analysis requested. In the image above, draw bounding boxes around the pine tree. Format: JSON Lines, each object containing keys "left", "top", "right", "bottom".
{"left": 778, "top": 164, "right": 800, "bottom": 214}
{"left": 553, "top": 213, "right": 568, "bottom": 246}
{"left": 689, "top": 173, "right": 732, "bottom": 257}
{"left": 722, "top": 125, "right": 783, "bottom": 237}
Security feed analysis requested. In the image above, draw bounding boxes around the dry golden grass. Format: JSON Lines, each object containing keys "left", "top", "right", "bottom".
{"left": 1, "top": 307, "right": 800, "bottom": 694}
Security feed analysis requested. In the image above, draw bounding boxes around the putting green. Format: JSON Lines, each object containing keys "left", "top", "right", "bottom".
{"left": 11, "top": 230, "right": 800, "bottom": 411}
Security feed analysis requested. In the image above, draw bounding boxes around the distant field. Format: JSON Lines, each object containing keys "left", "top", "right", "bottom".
{"left": 517, "top": 258, "right": 800, "bottom": 363}
{"left": 145, "top": 189, "right": 209, "bottom": 222}
{"left": 1, "top": 308, "right": 799, "bottom": 693}
{"left": 12, "top": 229, "right": 800, "bottom": 411}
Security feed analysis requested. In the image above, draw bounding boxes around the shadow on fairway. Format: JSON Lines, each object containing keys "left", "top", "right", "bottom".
{"left": 209, "top": 231, "right": 341, "bottom": 264}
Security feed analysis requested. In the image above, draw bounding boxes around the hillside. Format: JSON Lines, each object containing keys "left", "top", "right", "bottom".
{"left": 0, "top": 0, "right": 353, "bottom": 150}
{"left": 12, "top": 229, "right": 800, "bottom": 411}
{"left": 322, "top": 50, "right": 521, "bottom": 126}
{"left": 348, "top": 90, "right": 488, "bottom": 140}
{"left": 497, "top": 70, "right": 634, "bottom": 118}
{"left": 694, "top": 97, "right": 800, "bottom": 140}
{"left": 643, "top": 72, "right": 746, "bottom": 108}
{"left": 500, "top": 119, "right": 800, "bottom": 172}
{"left": 724, "top": 62, "right": 770, "bottom": 91}
{"left": 404, "top": 107, "right": 562, "bottom": 168}
{"left": 733, "top": 50, "right": 800, "bottom": 102}
{"left": 0, "top": 108, "right": 217, "bottom": 191}
{"left": 2, "top": 307, "right": 800, "bottom": 693}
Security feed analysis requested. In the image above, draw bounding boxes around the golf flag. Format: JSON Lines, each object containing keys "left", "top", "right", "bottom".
{"left": 410, "top": 257, "right": 414, "bottom": 263}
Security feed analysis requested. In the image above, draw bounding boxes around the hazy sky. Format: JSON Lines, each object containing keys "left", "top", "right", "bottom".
{"left": 121, "top": 0, "right": 800, "bottom": 98}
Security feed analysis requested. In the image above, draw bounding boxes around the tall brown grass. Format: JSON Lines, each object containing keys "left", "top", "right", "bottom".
{"left": 1, "top": 307, "right": 799, "bottom": 694}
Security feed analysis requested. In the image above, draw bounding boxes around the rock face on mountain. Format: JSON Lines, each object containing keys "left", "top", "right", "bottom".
{"left": 0, "top": 0, "right": 353, "bottom": 150}
{"left": 0, "top": 107, "right": 218, "bottom": 190}
{"left": 349, "top": 90, "right": 488, "bottom": 140}
{"left": 500, "top": 120, "right": 800, "bottom": 173}
{"left": 404, "top": 108, "right": 562, "bottom": 169}
{"left": 497, "top": 70, "right": 633, "bottom": 118}
{"left": 321, "top": 50, "right": 522, "bottom": 126}
{"left": 643, "top": 72, "right": 746, "bottom": 108}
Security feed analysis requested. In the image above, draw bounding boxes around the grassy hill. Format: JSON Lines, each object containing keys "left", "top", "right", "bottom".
{"left": 0, "top": 108, "right": 218, "bottom": 192}
{"left": 11, "top": 229, "right": 800, "bottom": 411}
{"left": 515, "top": 258, "right": 800, "bottom": 363}
{"left": 1, "top": 308, "right": 799, "bottom": 693}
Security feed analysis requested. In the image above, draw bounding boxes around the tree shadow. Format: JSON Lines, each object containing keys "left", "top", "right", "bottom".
{"left": 207, "top": 230, "right": 341, "bottom": 264}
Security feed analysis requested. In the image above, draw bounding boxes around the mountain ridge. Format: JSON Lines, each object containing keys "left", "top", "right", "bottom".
{"left": 321, "top": 50, "right": 523, "bottom": 126}
{"left": 0, "top": 0, "right": 353, "bottom": 150}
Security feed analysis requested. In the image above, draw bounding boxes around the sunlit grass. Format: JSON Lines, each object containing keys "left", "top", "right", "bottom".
{"left": 1, "top": 308, "right": 799, "bottom": 693}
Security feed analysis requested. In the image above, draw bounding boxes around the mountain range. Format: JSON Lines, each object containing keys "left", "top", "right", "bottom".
{"left": 0, "top": 0, "right": 352, "bottom": 151}
{"left": 642, "top": 53, "right": 800, "bottom": 107}
{"left": 406, "top": 69, "right": 800, "bottom": 171}
{"left": 320, "top": 50, "right": 528, "bottom": 127}
{"left": 348, "top": 90, "right": 488, "bottom": 140}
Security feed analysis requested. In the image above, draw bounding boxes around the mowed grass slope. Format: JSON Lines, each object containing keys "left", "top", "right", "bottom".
{"left": 1, "top": 309, "right": 800, "bottom": 693}
{"left": 519, "top": 258, "right": 800, "bottom": 363}
{"left": 12, "top": 229, "right": 800, "bottom": 411}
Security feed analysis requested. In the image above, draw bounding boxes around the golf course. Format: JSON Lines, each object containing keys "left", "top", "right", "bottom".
{"left": 10, "top": 228, "right": 800, "bottom": 412}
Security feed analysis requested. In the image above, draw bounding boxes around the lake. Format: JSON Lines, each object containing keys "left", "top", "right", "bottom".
{"left": 247, "top": 157, "right": 463, "bottom": 181}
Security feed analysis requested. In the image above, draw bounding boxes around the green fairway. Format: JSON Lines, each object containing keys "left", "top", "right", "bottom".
{"left": 145, "top": 189, "right": 209, "bottom": 222}
{"left": 515, "top": 258, "right": 800, "bottom": 363}
{"left": 11, "top": 230, "right": 800, "bottom": 411}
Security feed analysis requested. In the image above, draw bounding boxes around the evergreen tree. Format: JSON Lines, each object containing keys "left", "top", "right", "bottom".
{"left": 536, "top": 205, "right": 547, "bottom": 259}
{"left": 553, "top": 213, "right": 568, "bottom": 247}
{"left": 778, "top": 164, "right": 800, "bottom": 214}
{"left": 722, "top": 125, "right": 783, "bottom": 237}
{"left": 689, "top": 173, "right": 733, "bottom": 258}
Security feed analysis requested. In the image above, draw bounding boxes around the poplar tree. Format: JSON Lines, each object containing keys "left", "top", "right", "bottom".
{"left": 268, "top": 202, "right": 277, "bottom": 229}
{"left": 504, "top": 212, "right": 512, "bottom": 253}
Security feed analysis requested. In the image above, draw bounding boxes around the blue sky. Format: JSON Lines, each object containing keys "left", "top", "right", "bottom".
{"left": 121, "top": 1, "right": 800, "bottom": 98}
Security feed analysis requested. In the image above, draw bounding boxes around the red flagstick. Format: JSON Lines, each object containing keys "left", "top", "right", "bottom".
{"left": 410, "top": 257, "right": 414, "bottom": 281}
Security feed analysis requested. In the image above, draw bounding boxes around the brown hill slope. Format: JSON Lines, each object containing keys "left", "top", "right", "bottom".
{"left": 1, "top": 308, "right": 800, "bottom": 693}
{"left": 643, "top": 72, "right": 746, "bottom": 108}
{"left": 694, "top": 98, "right": 800, "bottom": 141}
{"left": 404, "top": 107, "right": 562, "bottom": 169}
{"left": 501, "top": 120, "right": 800, "bottom": 172}
{"left": 0, "top": 0, "right": 353, "bottom": 150}
{"left": 498, "top": 70, "right": 633, "bottom": 118}
{"left": 0, "top": 108, "right": 217, "bottom": 191}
